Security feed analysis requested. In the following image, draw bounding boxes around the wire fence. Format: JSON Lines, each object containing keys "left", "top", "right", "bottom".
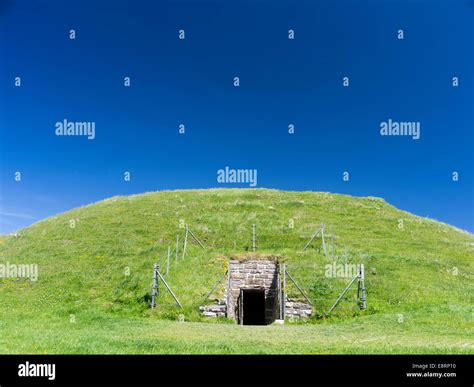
{"left": 283, "top": 262, "right": 364, "bottom": 317}
{"left": 146, "top": 226, "right": 367, "bottom": 317}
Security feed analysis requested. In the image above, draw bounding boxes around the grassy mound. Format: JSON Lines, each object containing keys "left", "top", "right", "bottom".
{"left": 0, "top": 188, "right": 472, "bottom": 353}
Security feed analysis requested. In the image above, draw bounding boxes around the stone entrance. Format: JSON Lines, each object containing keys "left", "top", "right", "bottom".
{"left": 199, "top": 254, "right": 313, "bottom": 323}
{"left": 227, "top": 257, "right": 280, "bottom": 325}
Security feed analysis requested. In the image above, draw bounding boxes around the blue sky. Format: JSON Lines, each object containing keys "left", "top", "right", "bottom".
{"left": 0, "top": 0, "right": 473, "bottom": 233}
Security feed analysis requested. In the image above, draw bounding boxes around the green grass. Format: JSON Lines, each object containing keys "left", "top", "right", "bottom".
{"left": 0, "top": 188, "right": 473, "bottom": 354}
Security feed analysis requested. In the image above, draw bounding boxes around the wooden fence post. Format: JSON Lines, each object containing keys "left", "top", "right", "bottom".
{"left": 156, "top": 269, "right": 183, "bottom": 308}
{"left": 175, "top": 235, "right": 179, "bottom": 261}
{"left": 321, "top": 225, "right": 327, "bottom": 256}
{"left": 252, "top": 224, "right": 256, "bottom": 252}
{"left": 327, "top": 274, "right": 358, "bottom": 315}
{"left": 303, "top": 227, "right": 321, "bottom": 250}
{"left": 188, "top": 227, "right": 205, "bottom": 249}
{"left": 182, "top": 225, "right": 188, "bottom": 259}
{"left": 358, "top": 264, "right": 367, "bottom": 310}
{"left": 331, "top": 226, "right": 335, "bottom": 258}
{"left": 285, "top": 268, "right": 312, "bottom": 305}
{"left": 151, "top": 263, "right": 158, "bottom": 308}
{"left": 282, "top": 263, "right": 286, "bottom": 319}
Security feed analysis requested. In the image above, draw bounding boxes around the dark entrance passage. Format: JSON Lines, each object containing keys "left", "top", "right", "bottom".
{"left": 239, "top": 288, "right": 266, "bottom": 325}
